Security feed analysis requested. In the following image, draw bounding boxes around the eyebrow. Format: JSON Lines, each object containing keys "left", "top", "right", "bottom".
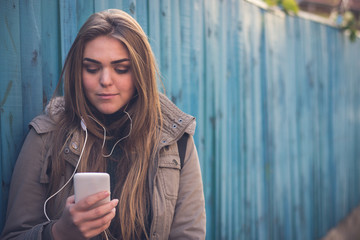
{"left": 83, "top": 58, "right": 131, "bottom": 64}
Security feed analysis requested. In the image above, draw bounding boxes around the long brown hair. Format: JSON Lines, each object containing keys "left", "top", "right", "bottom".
{"left": 48, "top": 9, "right": 161, "bottom": 239}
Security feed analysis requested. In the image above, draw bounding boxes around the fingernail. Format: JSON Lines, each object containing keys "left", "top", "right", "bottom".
{"left": 112, "top": 199, "right": 119, "bottom": 206}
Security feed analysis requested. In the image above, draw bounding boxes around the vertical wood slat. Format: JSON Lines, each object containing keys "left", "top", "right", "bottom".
{"left": 0, "top": 0, "right": 22, "bottom": 231}
{"left": 94, "top": 0, "right": 122, "bottom": 12}
{"left": 59, "top": 0, "right": 77, "bottom": 65}
{"left": 41, "top": 0, "right": 61, "bottom": 105}
{"left": 225, "top": 1, "right": 240, "bottom": 238}
{"left": 77, "top": 0, "right": 95, "bottom": 29}
{"left": 159, "top": 0, "right": 172, "bottom": 96}
{"left": 148, "top": 0, "right": 161, "bottom": 68}
{"left": 19, "top": 0, "right": 43, "bottom": 132}
{"left": 169, "top": 0, "right": 182, "bottom": 104}
{"left": 1, "top": 1, "right": 360, "bottom": 239}
{"left": 203, "top": 0, "right": 217, "bottom": 238}
{"left": 134, "top": 1, "right": 148, "bottom": 36}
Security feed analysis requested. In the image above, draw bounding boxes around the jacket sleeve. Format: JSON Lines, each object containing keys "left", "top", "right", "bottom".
{"left": 169, "top": 135, "right": 206, "bottom": 239}
{"left": 321, "top": 204, "right": 360, "bottom": 240}
{"left": 0, "top": 128, "right": 55, "bottom": 240}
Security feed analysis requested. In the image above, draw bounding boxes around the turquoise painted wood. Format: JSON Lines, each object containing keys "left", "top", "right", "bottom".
{"left": 0, "top": 0, "right": 23, "bottom": 230}
{"left": 1, "top": 0, "right": 360, "bottom": 239}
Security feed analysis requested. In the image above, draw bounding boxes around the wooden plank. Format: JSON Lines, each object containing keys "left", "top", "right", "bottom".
{"left": 324, "top": 26, "right": 338, "bottom": 231}
{"left": 291, "top": 16, "right": 310, "bottom": 240}
{"left": 76, "top": 0, "right": 95, "bottom": 30}
{"left": 148, "top": 0, "right": 161, "bottom": 70}
{"left": 187, "top": 0, "right": 203, "bottom": 119}
{"left": 134, "top": 0, "right": 149, "bottom": 35}
{"left": 296, "top": 17, "right": 317, "bottom": 240}
{"left": 122, "top": 0, "right": 136, "bottom": 16}
{"left": 59, "top": 0, "right": 78, "bottom": 65}
{"left": 41, "top": 1, "right": 61, "bottom": 105}
{"left": 159, "top": 0, "right": 172, "bottom": 96}
{"left": 245, "top": 3, "right": 270, "bottom": 239}
{"left": 169, "top": 0, "right": 182, "bottom": 106}
{"left": 19, "top": 0, "right": 43, "bottom": 131}
{"left": 0, "top": 0, "right": 23, "bottom": 232}
{"left": 94, "top": 0, "right": 122, "bottom": 12}
{"left": 202, "top": 0, "right": 218, "bottom": 238}
{"left": 225, "top": 0, "right": 241, "bottom": 239}
{"left": 264, "top": 11, "right": 285, "bottom": 240}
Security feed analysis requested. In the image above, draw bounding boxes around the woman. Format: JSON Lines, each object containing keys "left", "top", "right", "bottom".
{"left": 1, "top": 9, "right": 206, "bottom": 240}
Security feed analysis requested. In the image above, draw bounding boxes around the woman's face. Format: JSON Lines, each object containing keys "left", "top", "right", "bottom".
{"left": 82, "top": 35, "right": 135, "bottom": 115}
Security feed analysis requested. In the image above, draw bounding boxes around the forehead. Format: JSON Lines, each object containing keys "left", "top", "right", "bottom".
{"left": 83, "top": 35, "right": 129, "bottom": 60}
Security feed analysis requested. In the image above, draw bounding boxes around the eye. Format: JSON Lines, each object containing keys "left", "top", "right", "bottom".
{"left": 115, "top": 67, "right": 130, "bottom": 74}
{"left": 85, "top": 67, "right": 99, "bottom": 74}
{"left": 83, "top": 64, "right": 100, "bottom": 74}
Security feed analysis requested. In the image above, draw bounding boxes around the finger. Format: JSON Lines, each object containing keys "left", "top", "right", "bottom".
{"left": 76, "top": 191, "right": 111, "bottom": 210}
{"left": 66, "top": 195, "right": 75, "bottom": 205}
{"left": 78, "top": 208, "right": 116, "bottom": 238}
{"left": 69, "top": 199, "right": 118, "bottom": 231}
{"left": 80, "top": 199, "right": 119, "bottom": 222}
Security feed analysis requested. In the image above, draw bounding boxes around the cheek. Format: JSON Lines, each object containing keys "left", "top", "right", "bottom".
{"left": 117, "top": 75, "right": 135, "bottom": 93}
{"left": 127, "top": 78, "right": 136, "bottom": 93}
{"left": 82, "top": 72, "right": 96, "bottom": 94}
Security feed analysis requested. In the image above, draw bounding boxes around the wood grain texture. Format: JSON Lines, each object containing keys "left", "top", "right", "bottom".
{"left": 0, "top": 0, "right": 23, "bottom": 230}
{"left": 1, "top": 1, "right": 360, "bottom": 239}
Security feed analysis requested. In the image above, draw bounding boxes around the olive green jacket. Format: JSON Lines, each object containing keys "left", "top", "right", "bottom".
{"left": 1, "top": 93, "right": 206, "bottom": 240}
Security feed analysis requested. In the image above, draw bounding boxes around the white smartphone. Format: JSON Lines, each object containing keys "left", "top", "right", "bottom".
{"left": 74, "top": 172, "right": 110, "bottom": 208}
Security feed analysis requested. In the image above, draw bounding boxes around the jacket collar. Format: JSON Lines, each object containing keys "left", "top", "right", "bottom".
{"left": 158, "top": 93, "right": 196, "bottom": 149}
{"left": 30, "top": 94, "right": 196, "bottom": 168}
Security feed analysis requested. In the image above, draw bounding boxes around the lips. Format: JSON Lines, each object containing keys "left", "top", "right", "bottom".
{"left": 96, "top": 93, "right": 119, "bottom": 99}
{"left": 97, "top": 93, "right": 119, "bottom": 96}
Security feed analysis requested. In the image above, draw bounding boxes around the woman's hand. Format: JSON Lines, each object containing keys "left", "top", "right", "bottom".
{"left": 52, "top": 191, "right": 119, "bottom": 240}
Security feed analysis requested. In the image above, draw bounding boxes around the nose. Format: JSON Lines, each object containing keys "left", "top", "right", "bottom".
{"left": 100, "top": 68, "right": 113, "bottom": 87}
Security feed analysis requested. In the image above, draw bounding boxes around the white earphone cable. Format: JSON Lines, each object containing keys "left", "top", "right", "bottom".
{"left": 43, "top": 111, "right": 132, "bottom": 222}
{"left": 88, "top": 110, "right": 132, "bottom": 158}
{"left": 43, "top": 120, "right": 88, "bottom": 221}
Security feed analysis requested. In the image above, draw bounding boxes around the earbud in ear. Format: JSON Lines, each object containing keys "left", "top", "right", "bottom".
{"left": 81, "top": 118, "right": 87, "bottom": 131}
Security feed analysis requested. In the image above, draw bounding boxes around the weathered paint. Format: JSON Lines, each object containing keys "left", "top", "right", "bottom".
{"left": 0, "top": 0, "right": 23, "bottom": 232}
{"left": 1, "top": 1, "right": 360, "bottom": 239}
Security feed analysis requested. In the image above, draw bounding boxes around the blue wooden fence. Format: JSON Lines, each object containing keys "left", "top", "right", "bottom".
{"left": 1, "top": 0, "right": 360, "bottom": 239}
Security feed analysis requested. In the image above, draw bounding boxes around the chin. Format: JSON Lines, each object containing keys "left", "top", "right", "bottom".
{"left": 102, "top": 110, "right": 118, "bottom": 115}
{"left": 95, "top": 102, "right": 126, "bottom": 115}
{"left": 97, "top": 107, "right": 119, "bottom": 115}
